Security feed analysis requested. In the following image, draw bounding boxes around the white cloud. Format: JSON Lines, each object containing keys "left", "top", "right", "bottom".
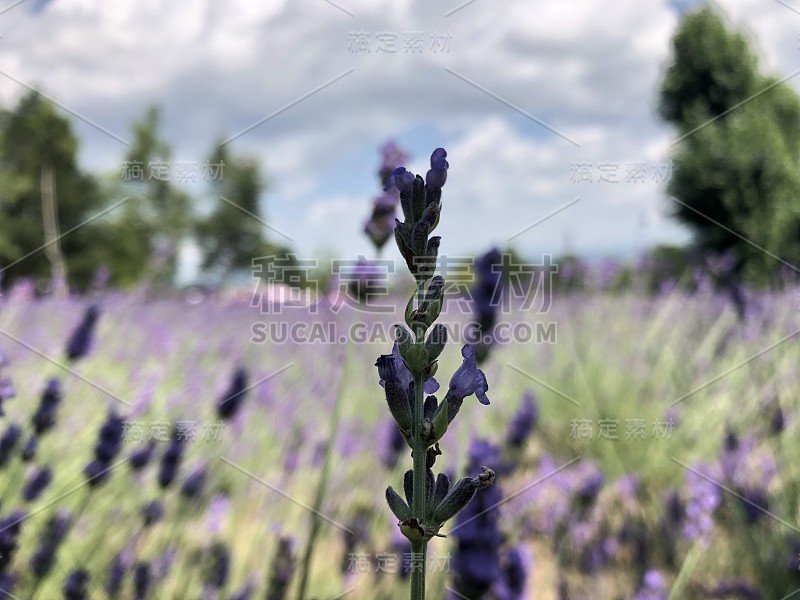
{"left": 2, "top": 0, "right": 787, "bottom": 270}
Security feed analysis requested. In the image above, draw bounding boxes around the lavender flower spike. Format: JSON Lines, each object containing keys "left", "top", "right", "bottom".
{"left": 376, "top": 147, "right": 495, "bottom": 600}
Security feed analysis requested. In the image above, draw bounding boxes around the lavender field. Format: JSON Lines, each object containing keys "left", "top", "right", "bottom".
{"left": 0, "top": 271, "right": 796, "bottom": 599}
{"left": 4, "top": 2, "right": 800, "bottom": 598}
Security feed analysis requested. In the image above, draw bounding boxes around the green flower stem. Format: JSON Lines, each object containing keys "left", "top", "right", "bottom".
{"left": 410, "top": 369, "right": 427, "bottom": 600}
{"left": 411, "top": 539, "right": 427, "bottom": 599}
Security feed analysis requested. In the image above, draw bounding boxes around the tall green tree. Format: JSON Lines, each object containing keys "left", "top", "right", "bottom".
{"left": 121, "top": 106, "right": 192, "bottom": 290}
{"left": 659, "top": 6, "right": 800, "bottom": 284}
{"left": 195, "top": 142, "right": 283, "bottom": 278}
{"left": 0, "top": 91, "right": 111, "bottom": 292}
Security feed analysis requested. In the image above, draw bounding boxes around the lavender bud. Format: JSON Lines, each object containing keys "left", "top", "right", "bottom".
{"left": 411, "top": 221, "right": 431, "bottom": 263}
{"left": 431, "top": 477, "right": 479, "bottom": 524}
{"left": 386, "top": 486, "right": 412, "bottom": 521}
{"left": 405, "top": 175, "right": 423, "bottom": 222}
{"left": 432, "top": 473, "right": 450, "bottom": 509}
{"left": 383, "top": 380, "right": 412, "bottom": 432}
{"left": 425, "top": 468, "right": 436, "bottom": 513}
{"left": 403, "top": 469, "right": 414, "bottom": 507}
{"left": 424, "top": 324, "right": 447, "bottom": 363}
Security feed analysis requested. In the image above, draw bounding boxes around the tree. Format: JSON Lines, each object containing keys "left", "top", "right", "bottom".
{"left": 0, "top": 91, "right": 111, "bottom": 292}
{"left": 121, "top": 106, "right": 192, "bottom": 290}
{"left": 659, "top": 6, "right": 800, "bottom": 285}
{"left": 195, "top": 141, "right": 288, "bottom": 279}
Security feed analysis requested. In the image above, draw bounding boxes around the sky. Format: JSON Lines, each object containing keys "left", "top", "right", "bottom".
{"left": 1, "top": 0, "right": 799, "bottom": 280}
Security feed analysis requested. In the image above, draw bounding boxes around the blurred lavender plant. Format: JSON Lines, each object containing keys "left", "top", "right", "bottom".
{"left": 65, "top": 303, "right": 101, "bottom": 361}
{"left": 0, "top": 349, "right": 14, "bottom": 416}
{"left": 505, "top": 390, "right": 538, "bottom": 452}
{"left": 632, "top": 569, "right": 668, "bottom": 600}
{"left": 266, "top": 536, "right": 295, "bottom": 600}
{"left": 83, "top": 410, "right": 125, "bottom": 488}
{"left": 363, "top": 141, "right": 410, "bottom": 255}
{"left": 449, "top": 439, "right": 504, "bottom": 598}
{"left": 62, "top": 568, "right": 90, "bottom": 600}
{"left": 378, "top": 148, "right": 495, "bottom": 599}
{"left": 468, "top": 247, "right": 504, "bottom": 365}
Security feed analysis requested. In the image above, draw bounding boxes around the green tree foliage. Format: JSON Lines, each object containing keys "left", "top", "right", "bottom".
{"left": 0, "top": 91, "right": 112, "bottom": 291}
{"left": 196, "top": 141, "right": 292, "bottom": 279}
{"left": 121, "top": 106, "right": 192, "bottom": 289}
{"left": 659, "top": 6, "right": 800, "bottom": 285}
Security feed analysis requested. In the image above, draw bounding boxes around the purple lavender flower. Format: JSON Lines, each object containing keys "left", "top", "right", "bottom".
{"left": 0, "top": 509, "right": 26, "bottom": 573}
{"left": 228, "top": 578, "right": 256, "bottom": 600}
{"left": 0, "top": 574, "right": 14, "bottom": 597}
{"left": 491, "top": 544, "right": 531, "bottom": 600}
{"left": 105, "top": 553, "right": 128, "bottom": 598}
{"left": 65, "top": 303, "right": 100, "bottom": 361}
{"left": 31, "top": 377, "right": 62, "bottom": 435}
{"left": 632, "top": 569, "right": 668, "bottom": 600}
{"left": 384, "top": 167, "right": 415, "bottom": 193}
{"left": 0, "top": 423, "right": 22, "bottom": 467}
{"left": 378, "top": 140, "right": 411, "bottom": 185}
{"left": 266, "top": 536, "right": 296, "bottom": 600}
{"left": 84, "top": 410, "right": 125, "bottom": 488}
{"left": 31, "top": 510, "right": 71, "bottom": 579}
{"left": 364, "top": 192, "right": 399, "bottom": 251}
{"left": 140, "top": 500, "right": 164, "bottom": 527}
{"left": 128, "top": 439, "right": 157, "bottom": 471}
{"left": 450, "top": 439, "right": 504, "bottom": 598}
{"left": 203, "top": 541, "right": 231, "bottom": 590}
{"left": 133, "top": 561, "right": 151, "bottom": 599}
{"left": 506, "top": 390, "right": 538, "bottom": 449}
{"left": 682, "top": 462, "right": 721, "bottom": 547}
{"left": 0, "top": 351, "right": 14, "bottom": 416}
{"left": 216, "top": 367, "right": 249, "bottom": 421}
{"left": 376, "top": 341, "right": 439, "bottom": 395}
{"left": 20, "top": 435, "right": 37, "bottom": 462}
{"left": 469, "top": 247, "right": 504, "bottom": 364}
{"left": 180, "top": 465, "right": 208, "bottom": 499}
{"left": 22, "top": 465, "right": 52, "bottom": 502}
{"left": 443, "top": 345, "right": 490, "bottom": 424}
{"left": 157, "top": 425, "right": 185, "bottom": 489}
{"left": 62, "top": 569, "right": 90, "bottom": 600}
